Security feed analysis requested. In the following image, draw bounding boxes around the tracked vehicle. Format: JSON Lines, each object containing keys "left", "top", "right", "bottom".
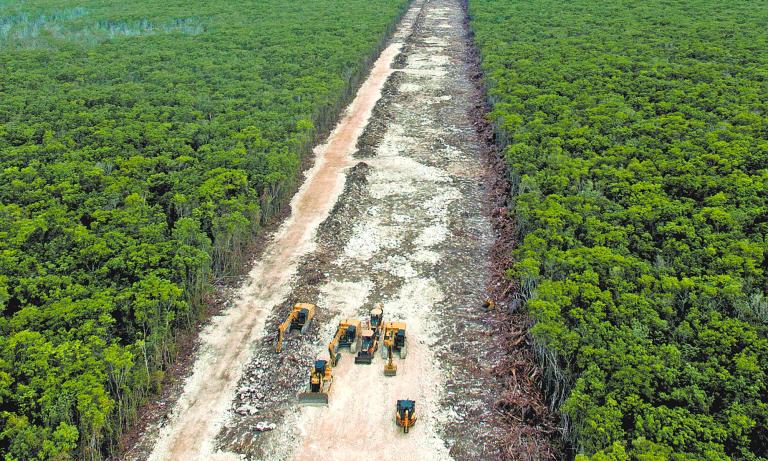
{"left": 328, "top": 318, "right": 362, "bottom": 366}
{"left": 355, "top": 329, "right": 379, "bottom": 364}
{"left": 368, "top": 305, "right": 384, "bottom": 334}
{"left": 395, "top": 399, "right": 417, "bottom": 433}
{"left": 356, "top": 306, "right": 384, "bottom": 364}
{"left": 275, "top": 303, "right": 316, "bottom": 353}
{"left": 382, "top": 321, "right": 407, "bottom": 376}
{"left": 297, "top": 355, "right": 333, "bottom": 406}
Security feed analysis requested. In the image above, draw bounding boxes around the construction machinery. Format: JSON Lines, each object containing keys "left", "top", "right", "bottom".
{"left": 275, "top": 303, "right": 316, "bottom": 353}
{"left": 382, "top": 321, "right": 407, "bottom": 376}
{"left": 328, "top": 318, "right": 362, "bottom": 366}
{"left": 355, "top": 306, "right": 384, "bottom": 364}
{"left": 395, "top": 399, "right": 417, "bottom": 433}
{"left": 297, "top": 355, "right": 333, "bottom": 406}
{"left": 368, "top": 305, "right": 384, "bottom": 334}
{"left": 354, "top": 329, "right": 379, "bottom": 364}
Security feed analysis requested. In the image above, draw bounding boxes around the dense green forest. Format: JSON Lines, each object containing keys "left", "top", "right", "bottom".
{"left": 469, "top": 0, "right": 768, "bottom": 459}
{"left": 0, "top": 0, "right": 408, "bottom": 458}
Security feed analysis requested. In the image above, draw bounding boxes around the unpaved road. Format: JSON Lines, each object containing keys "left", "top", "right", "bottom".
{"left": 135, "top": 0, "right": 511, "bottom": 459}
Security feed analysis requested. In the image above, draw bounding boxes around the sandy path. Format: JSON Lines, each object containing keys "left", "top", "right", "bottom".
{"left": 138, "top": 0, "right": 514, "bottom": 459}
{"left": 144, "top": 5, "right": 421, "bottom": 459}
{"left": 275, "top": 2, "right": 465, "bottom": 457}
{"left": 234, "top": 0, "right": 508, "bottom": 459}
{"left": 284, "top": 279, "right": 454, "bottom": 460}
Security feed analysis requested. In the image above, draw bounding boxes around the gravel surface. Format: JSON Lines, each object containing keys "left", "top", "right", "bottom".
{"left": 123, "top": 0, "right": 557, "bottom": 459}
{"left": 217, "top": 0, "right": 510, "bottom": 459}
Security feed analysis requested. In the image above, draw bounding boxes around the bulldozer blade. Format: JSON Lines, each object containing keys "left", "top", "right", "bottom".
{"left": 355, "top": 352, "right": 373, "bottom": 364}
{"left": 297, "top": 392, "right": 329, "bottom": 406}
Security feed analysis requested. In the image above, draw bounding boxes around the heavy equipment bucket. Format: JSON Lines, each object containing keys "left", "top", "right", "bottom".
{"left": 355, "top": 351, "right": 373, "bottom": 364}
{"left": 384, "top": 363, "right": 397, "bottom": 376}
{"left": 297, "top": 392, "right": 329, "bottom": 406}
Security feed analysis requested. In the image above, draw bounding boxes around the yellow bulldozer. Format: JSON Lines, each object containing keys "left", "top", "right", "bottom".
{"left": 354, "top": 329, "right": 379, "bottom": 364}
{"left": 355, "top": 306, "right": 384, "bottom": 364}
{"left": 275, "top": 303, "right": 316, "bottom": 353}
{"left": 395, "top": 399, "right": 417, "bottom": 433}
{"left": 328, "top": 318, "right": 361, "bottom": 366}
{"left": 382, "top": 321, "right": 407, "bottom": 376}
{"left": 297, "top": 355, "right": 333, "bottom": 406}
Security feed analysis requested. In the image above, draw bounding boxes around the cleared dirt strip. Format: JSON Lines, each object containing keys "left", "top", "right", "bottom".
{"left": 143, "top": 3, "right": 423, "bottom": 459}
{"left": 217, "top": 0, "right": 513, "bottom": 459}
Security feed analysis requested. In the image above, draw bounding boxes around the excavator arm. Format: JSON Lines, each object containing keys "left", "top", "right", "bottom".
{"left": 382, "top": 323, "right": 407, "bottom": 376}
{"left": 396, "top": 399, "right": 417, "bottom": 433}
{"left": 383, "top": 333, "right": 397, "bottom": 376}
{"left": 275, "top": 313, "right": 296, "bottom": 353}
{"left": 384, "top": 342, "right": 397, "bottom": 376}
{"left": 402, "top": 409, "right": 416, "bottom": 433}
{"left": 328, "top": 328, "right": 343, "bottom": 366}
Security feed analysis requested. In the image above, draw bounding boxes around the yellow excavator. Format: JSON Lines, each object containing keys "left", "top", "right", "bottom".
{"left": 355, "top": 306, "right": 384, "bottom": 364}
{"left": 275, "top": 303, "right": 316, "bottom": 353}
{"left": 382, "top": 321, "right": 407, "bottom": 376}
{"left": 328, "top": 318, "right": 361, "bottom": 366}
{"left": 396, "top": 399, "right": 417, "bottom": 433}
{"left": 297, "top": 355, "right": 333, "bottom": 406}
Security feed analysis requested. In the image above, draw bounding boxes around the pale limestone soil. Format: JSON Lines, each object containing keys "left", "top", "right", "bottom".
{"left": 224, "top": 0, "right": 507, "bottom": 459}
{"left": 134, "top": 3, "right": 425, "bottom": 460}
{"left": 132, "top": 0, "right": 508, "bottom": 459}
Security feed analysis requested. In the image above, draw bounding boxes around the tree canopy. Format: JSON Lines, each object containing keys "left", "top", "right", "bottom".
{"left": 469, "top": 0, "right": 768, "bottom": 459}
{"left": 0, "top": 0, "right": 408, "bottom": 458}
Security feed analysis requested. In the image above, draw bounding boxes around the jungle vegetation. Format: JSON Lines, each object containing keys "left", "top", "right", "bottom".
{"left": 469, "top": 0, "right": 768, "bottom": 459}
{"left": 0, "top": 0, "right": 408, "bottom": 458}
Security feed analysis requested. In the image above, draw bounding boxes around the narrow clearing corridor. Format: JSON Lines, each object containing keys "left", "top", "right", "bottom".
{"left": 137, "top": 0, "right": 509, "bottom": 459}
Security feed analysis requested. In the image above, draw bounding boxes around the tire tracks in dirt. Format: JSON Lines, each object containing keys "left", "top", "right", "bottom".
{"left": 136, "top": 4, "right": 423, "bottom": 460}
{"left": 133, "top": 0, "right": 557, "bottom": 459}
{"left": 220, "top": 0, "right": 518, "bottom": 459}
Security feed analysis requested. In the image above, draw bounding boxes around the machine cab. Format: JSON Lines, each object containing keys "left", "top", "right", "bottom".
{"left": 361, "top": 329, "right": 376, "bottom": 349}
{"left": 395, "top": 328, "right": 406, "bottom": 347}
{"left": 313, "top": 359, "right": 328, "bottom": 374}
{"left": 343, "top": 324, "right": 357, "bottom": 343}
{"left": 370, "top": 307, "right": 383, "bottom": 330}
{"left": 397, "top": 399, "right": 415, "bottom": 417}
